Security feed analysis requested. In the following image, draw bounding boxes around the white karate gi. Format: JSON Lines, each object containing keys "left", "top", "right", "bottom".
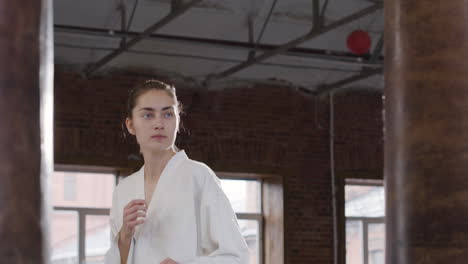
{"left": 105, "top": 150, "right": 249, "bottom": 264}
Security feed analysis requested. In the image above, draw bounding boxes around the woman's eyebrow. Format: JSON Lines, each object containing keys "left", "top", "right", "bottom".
{"left": 138, "top": 106, "right": 174, "bottom": 112}
{"left": 161, "top": 106, "right": 174, "bottom": 111}
{"left": 138, "top": 107, "right": 155, "bottom": 112}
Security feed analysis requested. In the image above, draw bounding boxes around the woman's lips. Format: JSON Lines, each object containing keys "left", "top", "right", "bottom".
{"left": 151, "top": 135, "right": 166, "bottom": 140}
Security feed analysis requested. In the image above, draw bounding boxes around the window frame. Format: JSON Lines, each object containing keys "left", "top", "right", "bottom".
{"left": 53, "top": 206, "right": 110, "bottom": 263}
{"left": 218, "top": 173, "right": 265, "bottom": 264}
{"left": 344, "top": 178, "right": 385, "bottom": 264}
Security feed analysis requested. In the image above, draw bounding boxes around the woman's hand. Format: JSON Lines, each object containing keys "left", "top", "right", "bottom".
{"left": 119, "top": 199, "right": 146, "bottom": 244}
{"left": 160, "top": 258, "right": 178, "bottom": 264}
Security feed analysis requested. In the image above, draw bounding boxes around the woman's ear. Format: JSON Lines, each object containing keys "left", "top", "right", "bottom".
{"left": 125, "top": 117, "right": 136, "bottom": 135}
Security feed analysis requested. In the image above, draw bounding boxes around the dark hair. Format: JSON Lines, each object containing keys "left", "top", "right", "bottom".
{"left": 126, "top": 79, "right": 182, "bottom": 119}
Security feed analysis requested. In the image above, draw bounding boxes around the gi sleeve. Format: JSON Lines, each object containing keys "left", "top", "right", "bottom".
{"left": 182, "top": 169, "right": 249, "bottom": 264}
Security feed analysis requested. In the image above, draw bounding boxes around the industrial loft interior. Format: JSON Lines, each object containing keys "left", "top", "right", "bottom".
{"left": 2, "top": 0, "right": 467, "bottom": 264}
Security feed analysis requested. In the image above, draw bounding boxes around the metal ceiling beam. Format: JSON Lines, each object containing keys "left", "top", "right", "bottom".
{"left": 54, "top": 24, "right": 383, "bottom": 67}
{"left": 320, "top": 0, "right": 329, "bottom": 22}
{"left": 85, "top": 0, "right": 202, "bottom": 77}
{"left": 254, "top": 0, "right": 278, "bottom": 49}
{"left": 369, "top": 33, "right": 384, "bottom": 63}
{"left": 171, "top": 0, "right": 183, "bottom": 12}
{"left": 247, "top": 15, "right": 255, "bottom": 59}
{"left": 313, "top": 0, "right": 321, "bottom": 28}
{"left": 316, "top": 67, "right": 383, "bottom": 95}
{"left": 126, "top": 0, "right": 139, "bottom": 32}
{"left": 122, "top": 0, "right": 139, "bottom": 46}
{"left": 56, "top": 42, "right": 364, "bottom": 73}
{"left": 209, "top": 3, "right": 383, "bottom": 80}
{"left": 118, "top": 0, "right": 127, "bottom": 47}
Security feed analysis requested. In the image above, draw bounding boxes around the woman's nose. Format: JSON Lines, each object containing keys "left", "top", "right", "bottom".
{"left": 152, "top": 114, "right": 164, "bottom": 129}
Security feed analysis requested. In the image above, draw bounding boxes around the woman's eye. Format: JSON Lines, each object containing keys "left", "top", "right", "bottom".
{"left": 142, "top": 113, "right": 153, "bottom": 119}
{"left": 164, "top": 112, "right": 173, "bottom": 118}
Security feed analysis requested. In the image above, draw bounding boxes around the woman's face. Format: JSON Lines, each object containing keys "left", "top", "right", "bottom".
{"left": 126, "top": 90, "right": 179, "bottom": 153}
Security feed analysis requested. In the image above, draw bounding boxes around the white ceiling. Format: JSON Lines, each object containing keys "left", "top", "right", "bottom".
{"left": 53, "top": 0, "right": 384, "bottom": 92}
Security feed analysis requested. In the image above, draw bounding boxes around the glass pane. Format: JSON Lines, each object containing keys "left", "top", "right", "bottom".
{"left": 53, "top": 171, "right": 115, "bottom": 208}
{"left": 345, "top": 185, "right": 385, "bottom": 217}
{"left": 346, "top": 220, "right": 363, "bottom": 264}
{"left": 51, "top": 210, "right": 78, "bottom": 264}
{"left": 238, "top": 219, "right": 260, "bottom": 264}
{"left": 220, "top": 179, "right": 261, "bottom": 213}
{"left": 368, "top": 223, "right": 385, "bottom": 264}
{"left": 85, "top": 215, "right": 111, "bottom": 264}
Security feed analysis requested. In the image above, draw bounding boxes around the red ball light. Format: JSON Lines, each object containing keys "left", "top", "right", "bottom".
{"left": 347, "top": 30, "right": 371, "bottom": 55}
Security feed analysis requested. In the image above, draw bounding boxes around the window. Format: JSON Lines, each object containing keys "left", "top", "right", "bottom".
{"left": 345, "top": 179, "right": 385, "bottom": 264}
{"left": 51, "top": 168, "right": 116, "bottom": 264}
{"left": 51, "top": 169, "right": 268, "bottom": 264}
{"left": 220, "top": 179, "right": 263, "bottom": 264}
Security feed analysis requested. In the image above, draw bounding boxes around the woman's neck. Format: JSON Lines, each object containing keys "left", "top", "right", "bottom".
{"left": 142, "top": 149, "right": 176, "bottom": 181}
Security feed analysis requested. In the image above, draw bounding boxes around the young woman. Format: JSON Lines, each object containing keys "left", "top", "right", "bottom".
{"left": 105, "top": 80, "right": 248, "bottom": 264}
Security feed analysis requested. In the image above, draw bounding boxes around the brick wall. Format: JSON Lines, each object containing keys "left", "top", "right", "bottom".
{"left": 334, "top": 90, "right": 384, "bottom": 178}
{"left": 54, "top": 66, "right": 383, "bottom": 264}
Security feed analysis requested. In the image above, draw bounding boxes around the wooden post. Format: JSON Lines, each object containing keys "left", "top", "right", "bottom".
{"left": 385, "top": 0, "right": 468, "bottom": 263}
